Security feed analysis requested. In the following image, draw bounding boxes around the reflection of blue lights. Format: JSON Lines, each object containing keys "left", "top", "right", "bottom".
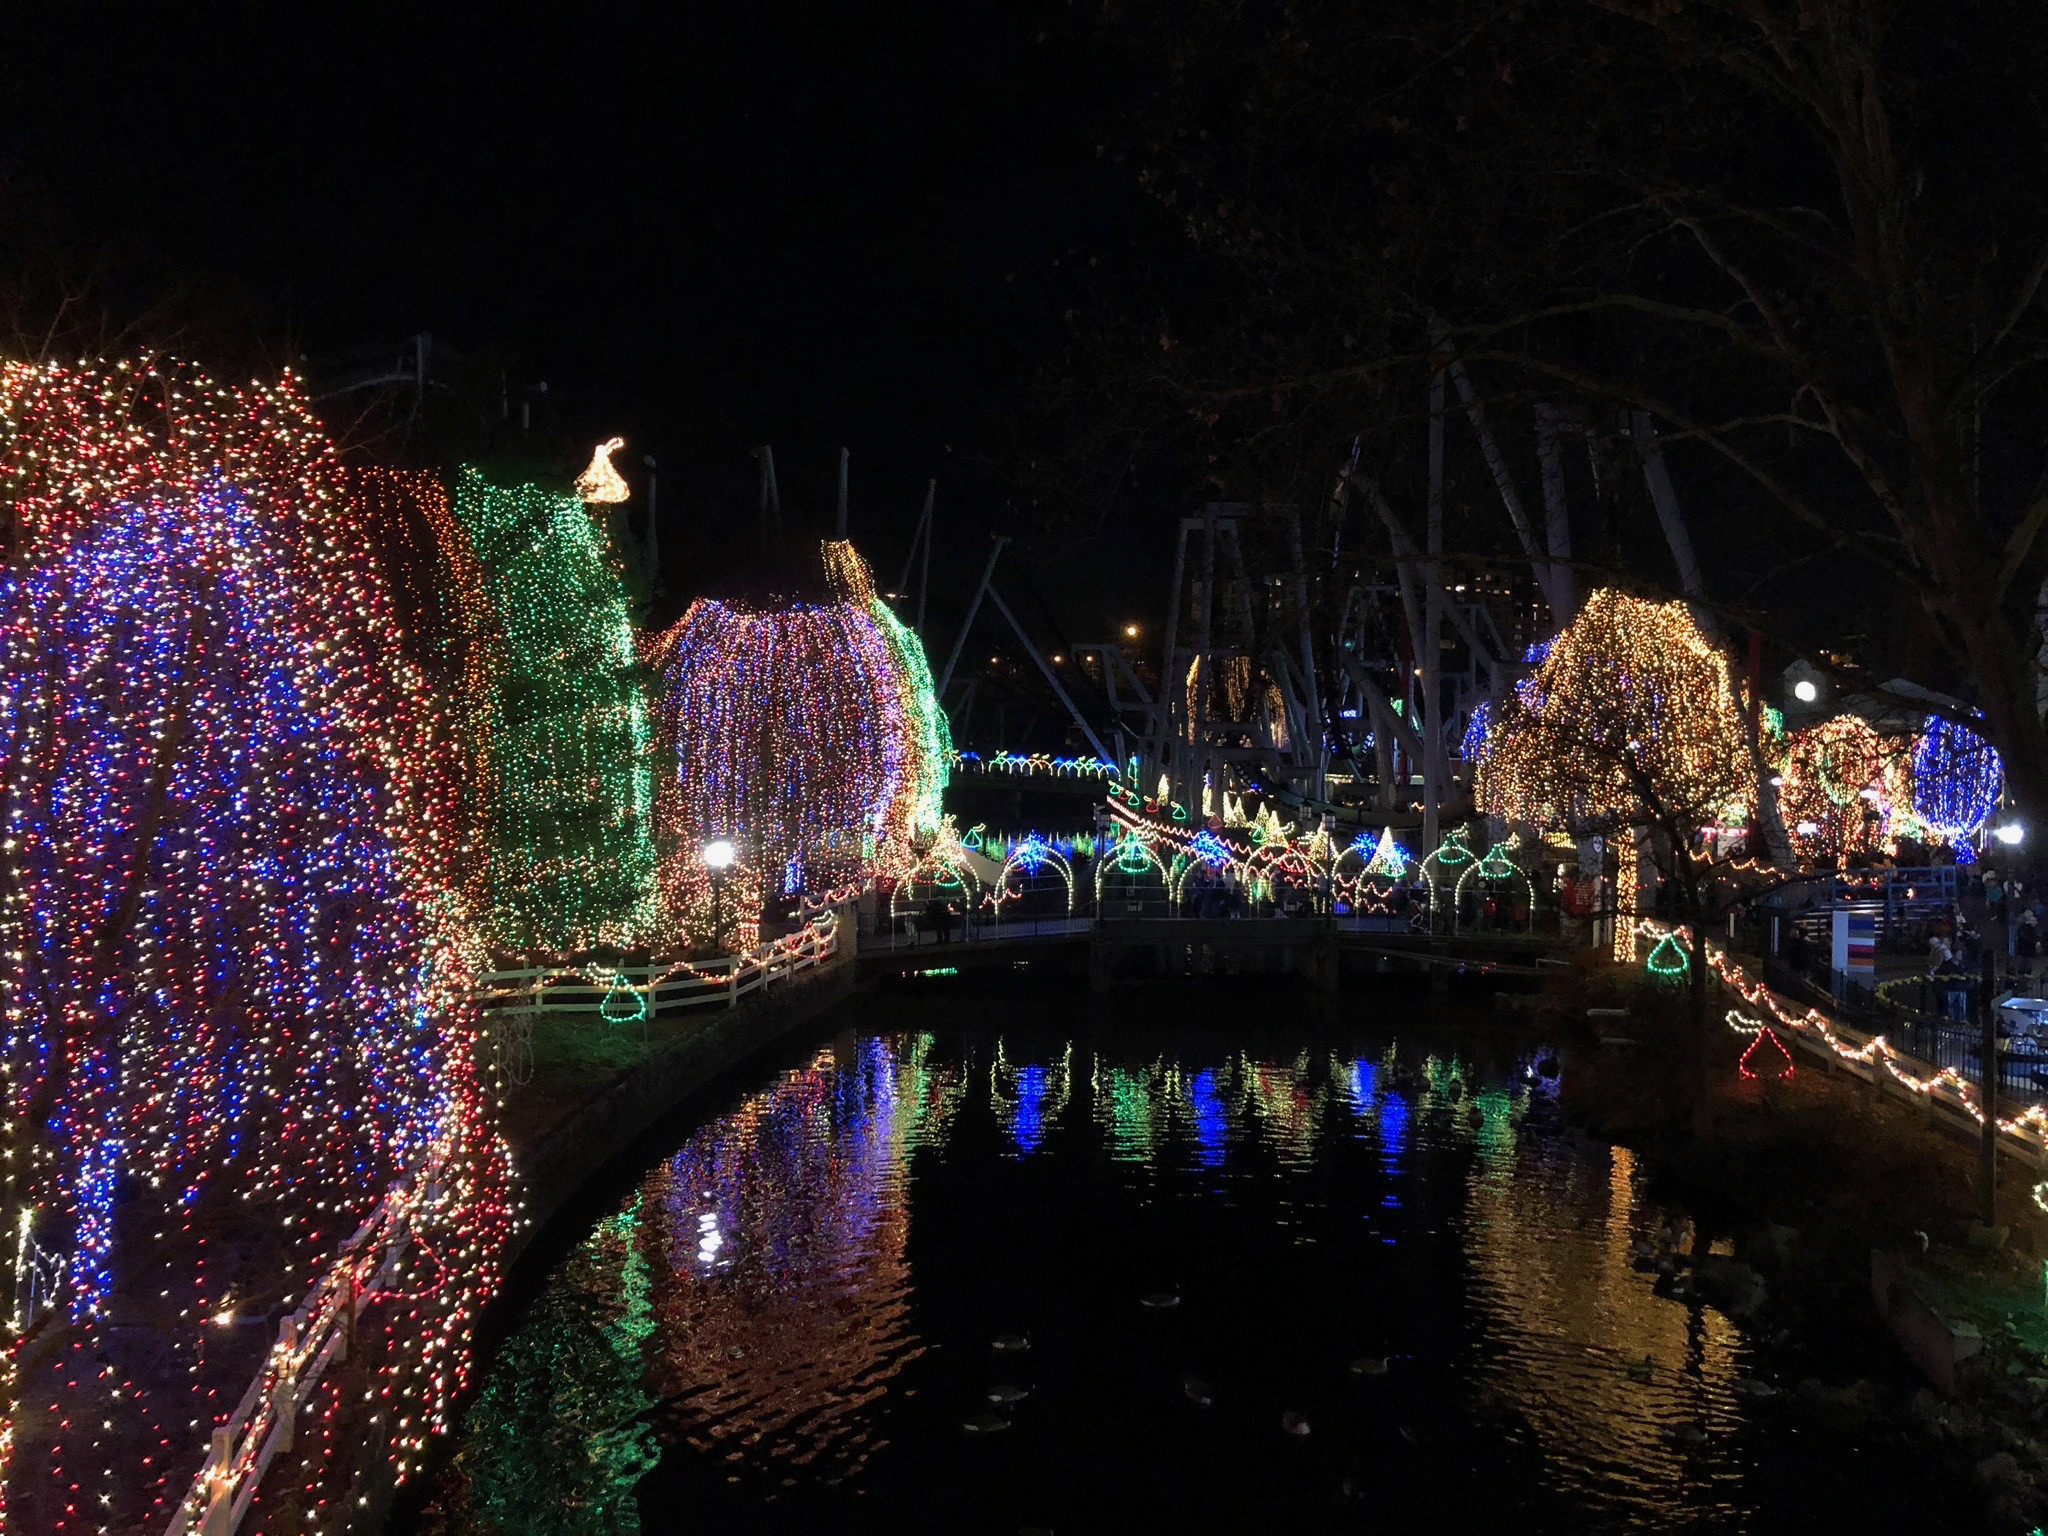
{"left": 1189, "top": 1069, "right": 1227, "bottom": 1167}
{"left": 1344, "top": 1059, "right": 1377, "bottom": 1114}
{"left": 1378, "top": 1092, "right": 1408, "bottom": 1169}
{"left": 1013, "top": 1065, "right": 1050, "bottom": 1153}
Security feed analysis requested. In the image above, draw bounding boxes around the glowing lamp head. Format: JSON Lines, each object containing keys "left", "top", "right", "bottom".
{"left": 213, "top": 1310, "right": 235, "bottom": 1328}
{"left": 1124, "top": 624, "right": 1140, "bottom": 638}
{"left": 702, "top": 838, "right": 739, "bottom": 872}
{"left": 1792, "top": 679, "right": 1819, "bottom": 704}
{"left": 1995, "top": 823, "right": 2025, "bottom": 847}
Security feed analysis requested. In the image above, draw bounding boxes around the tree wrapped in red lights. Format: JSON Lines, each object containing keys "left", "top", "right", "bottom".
{"left": 647, "top": 541, "right": 949, "bottom": 950}
{"left": 0, "top": 359, "right": 508, "bottom": 1527}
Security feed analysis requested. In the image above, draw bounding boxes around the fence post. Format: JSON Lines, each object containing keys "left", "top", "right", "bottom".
{"left": 270, "top": 1316, "right": 297, "bottom": 1454}
{"left": 727, "top": 959, "right": 739, "bottom": 1008}
{"left": 1981, "top": 946, "right": 1999, "bottom": 1230}
{"left": 338, "top": 1268, "right": 354, "bottom": 1363}
{"left": 199, "top": 1426, "right": 233, "bottom": 1536}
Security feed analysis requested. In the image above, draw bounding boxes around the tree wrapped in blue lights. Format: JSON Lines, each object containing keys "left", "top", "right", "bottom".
{"left": 1910, "top": 714, "right": 2004, "bottom": 842}
{"left": 0, "top": 359, "right": 512, "bottom": 1526}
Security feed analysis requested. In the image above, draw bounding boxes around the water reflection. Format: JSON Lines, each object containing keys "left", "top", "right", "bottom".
{"left": 428, "top": 1016, "right": 1963, "bottom": 1535}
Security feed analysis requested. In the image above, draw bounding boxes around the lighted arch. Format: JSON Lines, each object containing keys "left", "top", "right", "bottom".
{"left": 995, "top": 836, "right": 1076, "bottom": 919}
{"left": 1168, "top": 835, "right": 1248, "bottom": 914}
{"left": 889, "top": 846, "right": 983, "bottom": 923}
{"left": 1453, "top": 843, "right": 1535, "bottom": 932}
{"left": 1096, "top": 832, "right": 1171, "bottom": 916}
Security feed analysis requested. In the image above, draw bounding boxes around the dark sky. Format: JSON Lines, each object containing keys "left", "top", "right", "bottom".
{"left": 1, "top": 3, "right": 1147, "bottom": 641}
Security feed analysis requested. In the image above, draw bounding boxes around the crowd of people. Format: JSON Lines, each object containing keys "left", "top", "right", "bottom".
{"left": 1922, "top": 866, "right": 2042, "bottom": 1019}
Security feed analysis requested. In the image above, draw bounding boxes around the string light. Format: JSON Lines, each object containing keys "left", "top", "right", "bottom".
{"left": 1910, "top": 714, "right": 2003, "bottom": 841}
{"left": 1460, "top": 699, "right": 1491, "bottom": 761}
{"left": 649, "top": 542, "right": 949, "bottom": 948}
{"left": 445, "top": 468, "right": 657, "bottom": 953}
{"left": 1364, "top": 826, "right": 1409, "bottom": 878}
{"left": 1640, "top": 921, "right": 2048, "bottom": 1205}
{"left": 1773, "top": 714, "right": 1905, "bottom": 864}
{"left": 0, "top": 358, "right": 510, "bottom": 1532}
{"left": 1477, "top": 589, "right": 1751, "bottom": 836}
{"left": 1645, "top": 932, "right": 1690, "bottom": 980}
{"left": 573, "top": 437, "right": 631, "bottom": 504}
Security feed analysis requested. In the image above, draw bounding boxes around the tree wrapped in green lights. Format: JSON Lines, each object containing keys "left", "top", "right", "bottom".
{"left": 446, "top": 468, "right": 657, "bottom": 953}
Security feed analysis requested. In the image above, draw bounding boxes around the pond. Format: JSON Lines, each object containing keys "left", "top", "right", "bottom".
{"left": 420, "top": 986, "right": 1973, "bottom": 1535}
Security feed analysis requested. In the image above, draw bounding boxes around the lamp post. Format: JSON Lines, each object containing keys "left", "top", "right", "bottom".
{"left": 703, "top": 838, "right": 737, "bottom": 955}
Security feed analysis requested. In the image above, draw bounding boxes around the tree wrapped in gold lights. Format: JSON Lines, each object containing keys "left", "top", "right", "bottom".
{"left": 1478, "top": 588, "right": 1755, "bottom": 1133}
{"left": 1477, "top": 589, "right": 1752, "bottom": 843}
{"left": 648, "top": 540, "right": 950, "bottom": 949}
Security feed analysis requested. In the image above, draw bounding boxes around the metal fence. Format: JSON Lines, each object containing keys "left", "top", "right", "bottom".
{"left": 1763, "top": 951, "right": 2048, "bottom": 1110}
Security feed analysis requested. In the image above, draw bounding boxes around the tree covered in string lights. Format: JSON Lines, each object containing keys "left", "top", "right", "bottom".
{"left": 1911, "top": 714, "right": 2004, "bottom": 844}
{"left": 1478, "top": 589, "right": 1752, "bottom": 846}
{"left": 0, "top": 358, "right": 510, "bottom": 1527}
{"left": 648, "top": 540, "right": 950, "bottom": 951}
{"left": 444, "top": 468, "right": 657, "bottom": 955}
{"left": 1773, "top": 714, "right": 1908, "bottom": 866}
{"left": 1478, "top": 588, "right": 1765, "bottom": 1134}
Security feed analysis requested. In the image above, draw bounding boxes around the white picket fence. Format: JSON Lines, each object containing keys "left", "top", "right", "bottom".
{"left": 161, "top": 913, "right": 841, "bottom": 1534}
{"left": 162, "top": 1142, "right": 446, "bottom": 1536}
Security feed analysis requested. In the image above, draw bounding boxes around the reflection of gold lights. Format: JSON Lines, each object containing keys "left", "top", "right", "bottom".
{"left": 575, "top": 436, "right": 631, "bottom": 503}
{"left": 1464, "top": 1128, "right": 1742, "bottom": 1508}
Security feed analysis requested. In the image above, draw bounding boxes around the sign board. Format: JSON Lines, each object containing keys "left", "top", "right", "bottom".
{"left": 1831, "top": 908, "right": 1876, "bottom": 980}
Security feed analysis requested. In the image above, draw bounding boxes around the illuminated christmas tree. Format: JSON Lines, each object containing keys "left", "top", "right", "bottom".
{"left": 445, "top": 468, "right": 658, "bottom": 953}
{"left": 1477, "top": 588, "right": 1751, "bottom": 838}
{"left": 1775, "top": 714, "right": 1906, "bottom": 864}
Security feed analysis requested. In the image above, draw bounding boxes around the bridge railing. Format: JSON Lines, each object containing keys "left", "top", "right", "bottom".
{"left": 856, "top": 912, "right": 1096, "bottom": 951}
{"left": 469, "top": 915, "right": 842, "bottom": 1080}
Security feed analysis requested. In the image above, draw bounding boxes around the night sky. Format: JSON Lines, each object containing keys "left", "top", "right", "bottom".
{"left": 1, "top": 4, "right": 1146, "bottom": 639}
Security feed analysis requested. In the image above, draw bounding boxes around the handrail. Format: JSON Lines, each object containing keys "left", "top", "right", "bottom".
{"left": 1636, "top": 920, "right": 2048, "bottom": 1171}
{"left": 162, "top": 1142, "right": 444, "bottom": 1535}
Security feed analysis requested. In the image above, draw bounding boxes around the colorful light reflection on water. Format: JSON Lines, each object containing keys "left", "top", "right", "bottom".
{"left": 425, "top": 1007, "right": 1974, "bottom": 1536}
